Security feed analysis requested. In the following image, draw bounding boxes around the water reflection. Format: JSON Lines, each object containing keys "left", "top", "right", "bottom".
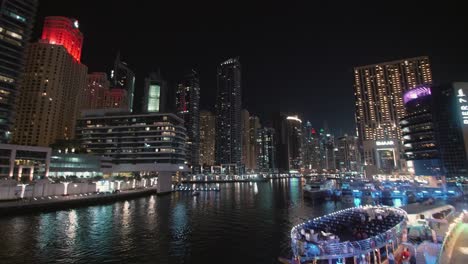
{"left": 66, "top": 209, "right": 77, "bottom": 241}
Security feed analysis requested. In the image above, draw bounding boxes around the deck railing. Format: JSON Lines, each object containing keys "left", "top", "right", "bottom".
{"left": 291, "top": 206, "right": 407, "bottom": 260}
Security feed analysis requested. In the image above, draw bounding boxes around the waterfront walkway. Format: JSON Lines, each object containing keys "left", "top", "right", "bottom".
{"left": 0, "top": 187, "right": 158, "bottom": 215}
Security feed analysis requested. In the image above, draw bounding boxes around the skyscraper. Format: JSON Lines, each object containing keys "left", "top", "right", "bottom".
{"left": 176, "top": 69, "right": 200, "bottom": 165}
{"left": 272, "top": 113, "right": 303, "bottom": 173}
{"left": 241, "top": 109, "right": 250, "bottom": 168}
{"left": 111, "top": 53, "right": 135, "bottom": 112}
{"left": 13, "top": 16, "right": 87, "bottom": 146}
{"left": 248, "top": 115, "right": 261, "bottom": 171}
{"left": 319, "top": 131, "right": 336, "bottom": 172}
{"left": 335, "top": 135, "right": 361, "bottom": 172}
{"left": 257, "top": 127, "right": 275, "bottom": 173}
{"left": 354, "top": 56, "right": 432, "bottom": 175}
{"left": 302, "top": 121, "right": 316, "bottom": 172}
{"left": 142, "top": 71, "right": 168, "bottom": 113}
{"left": 0, "top": 0, "right": 38, "bottom": 142}
{"left": 215, "top": 57, "right": 242, "bottom": 167}
{"left": 199, "top": 110, "right": 215, "bottom": 166}
{"left": 401, "top": 84, "right": 468, "bottom": 179}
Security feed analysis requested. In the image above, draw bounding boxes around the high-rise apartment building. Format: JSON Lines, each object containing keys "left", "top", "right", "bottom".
{"left": 272, "top": 113, "right": 303, "bottom": 173}
{"left": 0, "top": 0, "right": 38, "bottom": 142}
{"left": 142, "top": 71, "right": 168, "bottom": 113}
{"left": 176, "top": 69, "right": 200, "bottom": 165}
{"left": 13, "top": 16, "right": 87, "bottom": 146}
{"left": 241, "top": 109, "right": 250, "bottom": 168}
{"left": 248, "top": 115, "right": 261, "bottom": 171}
{"left": 354, "top": 56, "right": 432, "bottom": 174}
{"left": 319, "top": 131, "right": 336, "bottom": 172}
{"left": 335, "top": 135, "right": 361, "bottom": 172}
{"left": 199, "top": 110, "right": 215, "bottom": 166}
{"left": 257, "top": 127, "right": 275, "bottom": 173}
{"left": 215, "top": 58, "right": 242, "bottom": 166}
{"left": 110, "top": 53, "right": 134, "bottom": 111}
{"left": 82, "top": 72, "right": 110, "bottom": 110}
{"left": 302, "top": 122, "right": 318, "bottom": 172}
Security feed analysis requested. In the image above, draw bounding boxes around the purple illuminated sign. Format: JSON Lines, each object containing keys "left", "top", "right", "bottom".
{"left": 403, "top": 86, "right": 431, "bottom": 104}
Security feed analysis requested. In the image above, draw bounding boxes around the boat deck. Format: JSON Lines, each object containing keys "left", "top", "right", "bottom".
{"left": 400, "top": 202, "right": 448, "bottom": 215}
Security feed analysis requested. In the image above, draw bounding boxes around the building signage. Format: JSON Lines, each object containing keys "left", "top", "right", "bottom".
{"left": 376, "top": 140, "right": 394, "bottom": 146}
{"left": 457, "top": 88, "right": 468, "bottom": 125}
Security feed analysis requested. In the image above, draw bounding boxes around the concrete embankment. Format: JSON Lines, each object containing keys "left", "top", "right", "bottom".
{"left": 0, "top": 187, "right": 159, "bottom": 216}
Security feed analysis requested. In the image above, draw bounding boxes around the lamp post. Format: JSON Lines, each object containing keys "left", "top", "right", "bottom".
{"left": 63, "top": 182, "right": 70, "bottom": 196}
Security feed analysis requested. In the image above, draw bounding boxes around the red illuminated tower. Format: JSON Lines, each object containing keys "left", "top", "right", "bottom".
{"left": 40, "top": 16, "right": 83, "bottom": 61}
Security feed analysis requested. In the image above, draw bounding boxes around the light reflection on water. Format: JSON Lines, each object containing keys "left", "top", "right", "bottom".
{"left": 0, "top": 179, "right": 464, "bottom": 264}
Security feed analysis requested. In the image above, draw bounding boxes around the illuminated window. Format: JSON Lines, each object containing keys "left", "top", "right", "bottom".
{"left": 147, "top": 84, "right": 160, "bottom": 112}
{"left": 0, "top": 74, "right": 14, "bottom": 83}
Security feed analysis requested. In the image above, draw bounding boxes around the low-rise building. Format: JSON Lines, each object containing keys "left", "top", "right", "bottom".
{"left": 76, "top": 109, "right": 189, "bottom": 178}
{"left": 0, "top": 144, "right": 51, "bottom": 181}
{"left": 49, "top": 153, "right": 112, "bottom": 179}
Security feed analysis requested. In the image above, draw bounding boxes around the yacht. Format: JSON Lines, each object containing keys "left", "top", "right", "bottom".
{"left": 303, "top": 180, "right": 333, "bottom": 200}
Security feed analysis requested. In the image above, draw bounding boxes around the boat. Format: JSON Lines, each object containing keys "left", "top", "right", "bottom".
{"left": 303, "top": 180, "right": 333, "bottom": 200}
{"left": 401, "top": 203, "right": 455, "bottom": 227}
{"left": 289, "top": 206, "right": 407, "bottom": 263}
{"left": 192, "top": 191, "right": 200, "bottom": 196}
{"left": 340, "top": 189, "right": 354, "bottom": 203}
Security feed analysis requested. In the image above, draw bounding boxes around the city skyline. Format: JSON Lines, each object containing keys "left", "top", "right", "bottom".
{"left": 33, "top": 1, "right": 468, "bottom": 134}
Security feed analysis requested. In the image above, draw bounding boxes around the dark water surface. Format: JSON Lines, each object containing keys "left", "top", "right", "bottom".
{"left": 0, "top": 179, "right": 393, "bottom": 264}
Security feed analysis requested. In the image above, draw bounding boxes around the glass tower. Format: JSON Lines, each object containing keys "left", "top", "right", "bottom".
{"left": 176, "top": 69, "right": 200, "bottom": 165}
{"left": 215, "top": 57, "right": 242, "bottom": 167}
{"left": 0, "top": 0, "right": 38, "bottom": 142}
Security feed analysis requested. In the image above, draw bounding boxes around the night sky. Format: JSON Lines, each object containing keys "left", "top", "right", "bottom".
{"left": 35, "top": 1, "right": 468, "bottom": 135}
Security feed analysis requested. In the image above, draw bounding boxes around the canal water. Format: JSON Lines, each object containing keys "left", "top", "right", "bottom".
{"left": 0, "top": 179, "right": 424, "bottom": 264}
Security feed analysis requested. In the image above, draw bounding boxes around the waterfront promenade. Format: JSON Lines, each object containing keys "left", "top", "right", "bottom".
{"left": 0, "top": 187, "right": 158, "bottom": 215}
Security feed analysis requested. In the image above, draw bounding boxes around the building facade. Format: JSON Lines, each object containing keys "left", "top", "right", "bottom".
{"left": 0, "top": 143, "right": 50, "bottom": 181}
{"left": 257, "top": 127, "right": 275, "bottom": 173}
{"left": 199, "top": 110, "right": 215, "bottom": 166}
{"left": 111, "top": 53, "right": 135, "bottom": 112}
{"left": 104, "top": 88, "right": 128, "bottom": 109}
{"left": 49, "top": 153, "right": 110, "bottom": 179}
{"left": 215, "top": 58, "right": 242, "bottom": 166}
{"left": 76, "top": 109, "right": 186, "bottom": 167}
{"left": 176, "top": 69, "right": 200, "bottom": 165}
{"left": 0, "top": 0, "right": 38, "bottom": 142}
{"left": 354, "top": 56, "right": 432, "bottom": 174}
{"left": 13, "top": 16, "right": 87, "bottom": 146}
{"left": 401, "top": 86, "right": 441, "bottom": 176}
{"left": 82, "top": 72, "right": 110, "bottom": 110}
